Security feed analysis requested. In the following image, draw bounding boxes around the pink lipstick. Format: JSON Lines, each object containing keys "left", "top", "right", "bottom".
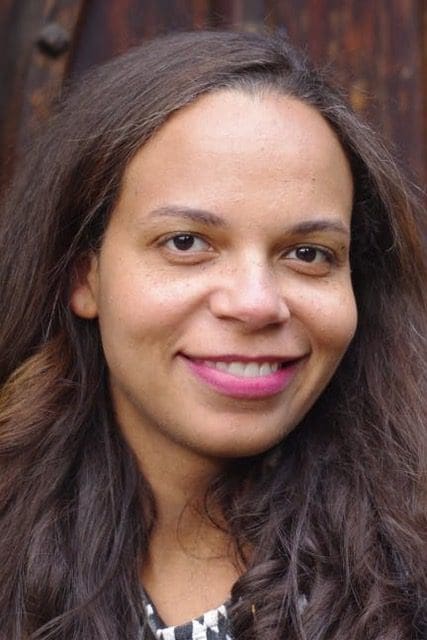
{"left": 181, "top": 355, "right": 302, "bottom": 399}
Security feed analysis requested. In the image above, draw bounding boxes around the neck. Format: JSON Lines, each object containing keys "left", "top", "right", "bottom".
{"left": 117, "top": 403, "right": 232, "bottom": 548}
{"left": 127, "top": 429, "right": 242, "bottom": 624}
{"left": 114, "top": 400, "right": 244, "bottom": 623}
{"left": 138, "top": 441, "right": 230, "bottom": 556}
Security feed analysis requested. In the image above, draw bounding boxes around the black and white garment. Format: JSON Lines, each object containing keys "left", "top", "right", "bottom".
{"left": 142, "top": 592, "right": 233, "bottom": 640}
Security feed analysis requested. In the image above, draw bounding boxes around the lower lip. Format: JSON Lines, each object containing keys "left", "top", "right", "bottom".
{"left": 182, "top": 357, "right": 301, "bottom": 399}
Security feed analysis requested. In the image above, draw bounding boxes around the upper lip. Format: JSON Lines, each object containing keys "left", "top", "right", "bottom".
{"left": 181, "top": 353, "right": 306, "bottom": 363}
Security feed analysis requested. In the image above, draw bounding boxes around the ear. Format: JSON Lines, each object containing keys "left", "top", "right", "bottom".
{"left": 69, "top": 252, "right": 100, "bottom": 319}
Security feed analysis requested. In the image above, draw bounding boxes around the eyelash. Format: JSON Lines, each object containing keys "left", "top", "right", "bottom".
{"left": 285, "top": 245, "right": 335, "bottom": 264}
{"left": 161, "top": 233, "right": 211, "bottom": 253}
{"left": 159, "top": 232, "right": 336, "bottom": 265}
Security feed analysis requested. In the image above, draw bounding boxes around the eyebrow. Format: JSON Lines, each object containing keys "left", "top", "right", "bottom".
{"left": 147, "top": 205, "right": 349, "bottom": 235}
{"left": 148, "top": 206, "right": 227, "bottom": 227}
{"left": 287, "top": 219, "right": 350, "bottom": 236}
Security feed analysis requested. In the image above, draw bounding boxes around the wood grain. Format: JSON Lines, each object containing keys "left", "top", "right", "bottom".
{"left": 0, "top": 0, "right": 425, "bottom": 191}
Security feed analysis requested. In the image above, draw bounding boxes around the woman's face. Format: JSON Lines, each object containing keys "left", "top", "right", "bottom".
{"left": 71, "top": 90, "right": 357, "bottom": 462}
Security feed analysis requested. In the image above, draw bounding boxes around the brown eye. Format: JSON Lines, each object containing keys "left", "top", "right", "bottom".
{"left": 164, "top": 233, "right": 210, "bottom": 252}
{"left": 172, "top": 234, "right": 196, "bottom": 250}
{"left": 295, "top": 247, "right": 318, "bottom": 262}
{"left": 287, "top": 246, "right": 331, "bottom": 263}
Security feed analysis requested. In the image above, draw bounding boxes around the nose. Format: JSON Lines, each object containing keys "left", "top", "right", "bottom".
{"left": 208, "top": 257, "right": 290, "bottom": 330}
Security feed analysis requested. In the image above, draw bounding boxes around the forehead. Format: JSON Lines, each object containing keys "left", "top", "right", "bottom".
{"left": 118, "top": 89, "right": 353, "bottom": 221}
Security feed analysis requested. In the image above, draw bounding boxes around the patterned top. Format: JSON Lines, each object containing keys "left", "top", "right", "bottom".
{"left": 142, "top": 592, "right": 233, "bottom": 640}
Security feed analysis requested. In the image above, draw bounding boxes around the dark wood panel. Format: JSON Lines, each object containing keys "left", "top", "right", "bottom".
{"left": 264, "top": 0, "right": 426, "bottom": 182}
{"left": 71, "top": 0, "right": 210, "bottom": 75}
{"left": 1, "top": 0, "right": 425, "bottom": 192}
{"left": 209, "top": 0, "right": 266, "bottom": 28}
{"left": 0, "top": 0, "right": 44, "bottom": 191}
{"left": 0, "top": 0, "right": 86, "bottom": 191}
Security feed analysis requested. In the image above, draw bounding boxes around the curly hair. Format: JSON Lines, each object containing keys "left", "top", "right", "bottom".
{"left": 0, "top": 30, "right": 425, "bottom": 639}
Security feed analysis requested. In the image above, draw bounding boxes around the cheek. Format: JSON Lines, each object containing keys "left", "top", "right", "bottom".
{"left": 96, "top": 267, "right": 207, "bottom": 347}
{"left": 298, "top": 283, "right": 358, "bottom": 356}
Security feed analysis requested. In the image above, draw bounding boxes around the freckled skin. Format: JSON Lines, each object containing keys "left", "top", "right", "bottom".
{"left": 71, "top": 90, "right": 357, "bottom": 465}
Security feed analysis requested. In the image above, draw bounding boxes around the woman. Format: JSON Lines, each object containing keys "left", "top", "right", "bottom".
{"left": 0, "top": 30, "right": 425, "bottom": 640}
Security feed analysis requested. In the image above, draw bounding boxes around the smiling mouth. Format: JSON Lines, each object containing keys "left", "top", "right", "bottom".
{"left": 180, "top": 354, "right": 304, "bottom": 399}
{"left": 198, "top": 359, "right": 289, "bottom": 378}
{"left": 181, "top": 354, "right": 305, "bottom": 379}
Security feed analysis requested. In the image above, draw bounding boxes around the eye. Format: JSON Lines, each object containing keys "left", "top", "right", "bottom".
{"left": 163, "top": 233, "right": 211, "bottom": 252}
{"left": 286, "top": 245, "right": 332, "bottom": 263}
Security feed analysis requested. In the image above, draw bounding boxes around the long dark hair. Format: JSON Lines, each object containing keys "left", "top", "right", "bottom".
{"left": 0, "top": 30, "right": 425, "bottom": 639}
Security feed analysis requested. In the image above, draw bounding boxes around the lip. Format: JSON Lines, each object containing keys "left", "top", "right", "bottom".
{"left": 182, "top": 353, "right": 300, "bottom": 364}
{"left": 180, "top": 353, "right": 305, "bottom": 399}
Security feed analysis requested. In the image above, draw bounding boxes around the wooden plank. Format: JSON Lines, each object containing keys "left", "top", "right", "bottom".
{"left": 209, "top": 0, "right": 265, "bottom": 28}
{"left": 71, "top": 0, "right": 210, "bottom": 75}
{"left": 1, "top": 0, "right": 425, "bottom": 191}
{"left": 0, "top": 1, "right": 44, "bottom": 191}
{"left": 0, "top": 0, "right": 87, "bottom": 191}
{"left": 264, "top": 0, "right": 426, "bottom": 184}
{"left": 423, "top": 0, "right": 427, "bottom": 187}
{"left": 17, "top": 0, "right": 87, "bottom": 151}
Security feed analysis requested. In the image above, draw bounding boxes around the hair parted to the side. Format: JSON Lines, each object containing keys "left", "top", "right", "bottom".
{"left": 0, "top": 29, "right": 425, "bottom": 640}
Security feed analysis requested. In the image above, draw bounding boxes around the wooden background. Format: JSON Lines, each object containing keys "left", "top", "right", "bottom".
{"left": 0, "top": 0, "right": 426, "bottom": 194}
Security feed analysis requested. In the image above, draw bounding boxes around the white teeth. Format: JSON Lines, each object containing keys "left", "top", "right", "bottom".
{"left": 204, "top": 360, "right": 281, "bottom": 377}
{"left": 228, "top": 362, "right": 246, "bottom": 376}
{"left": 260, "top": 362, "right": 278, "bottom": 375}
{"left": 244, "top": 363, "right": 260, "bottom": 378}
